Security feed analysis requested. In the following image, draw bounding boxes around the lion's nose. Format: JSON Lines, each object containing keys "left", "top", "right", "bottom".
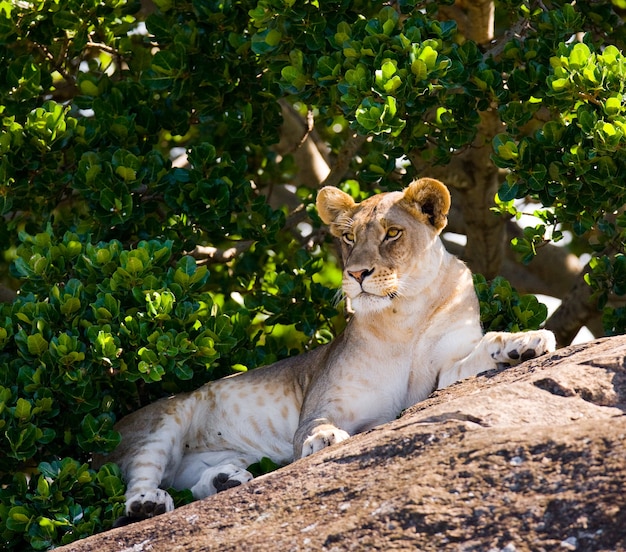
{"left": 348, "top": 268, "right": 374, "bottom": 285}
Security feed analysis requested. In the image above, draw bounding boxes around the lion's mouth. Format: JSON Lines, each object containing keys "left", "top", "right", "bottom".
{"left": 348, "top": 289, "right": 400, "bottom": 314}
{"left": 352, "top": 290, "right": 397, "bottom": 300}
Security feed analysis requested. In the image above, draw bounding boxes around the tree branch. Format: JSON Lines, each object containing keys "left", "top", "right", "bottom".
{"left": 273, "top": 100, "right": 331, "bottom": 194}
{"left": 482, "top": 17, "right": 532, "bottom": 61}
{"left": 544, "top": 260, "right": 597, "bottom": 347}
{"left": 320, "top": 132, "right": 367, "bottom": 189}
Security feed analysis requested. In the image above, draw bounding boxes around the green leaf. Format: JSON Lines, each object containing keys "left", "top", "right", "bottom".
{"left": 52, "top": 10, "right": 81, "bottom": 28}
{"left": 152, "top": 49, "right": 184, "bottom": 76}
{"left": 251, "top": 28, "right": 282, "bottom": 54}
{"left": 411, "top": 59, "right": 427, "bottom": 80}
{"left": 549, "top": 77, "right": 569, "bottom": 91}
{"left": 37, "top": 475, "right": 51, "bottom": 498}
{"left": 569, "top": 42, "right": 591, "bottom": 70}
{"left": 27, "top": 334, "right": 48, "bottom": 356}
{"left": 265, "top": 28, "right": 282, "bottom": 47}
{"left": 497, "top": 179, "right": 519, "bottom": 202}
{"left": 418, "top": 45, "right": 438, "bottom": 71}
{"left": 6, "top": 506, "right": 33, "bottom": 532}
{"left": 493, "top": 134, "right": 519, "bottom": 161}
{"left": 605, "top": 96, "right": 622, "bottom": 116}
{"left": 115, "top": 166, "right": 136, "bottom": 181}
{"left": 60, "top": 297, "right": 81, "bottom": 316}
{"left": 247, "top": 456, "right": 281, "bottom": 477}
{"left": 14, "top": 398, "right": 32, "bottom": 421}
{"left": 356, "top": 102, "right": 382, "bottom": 131}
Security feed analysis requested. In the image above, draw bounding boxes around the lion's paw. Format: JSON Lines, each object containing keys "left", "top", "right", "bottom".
{"left": 489, "top": 329, "right": 556, "bottom": 366}
{"left": 211, "top": 464, "right": 253, "bottom": 493}
{"left": 126, "top": 487, "right": 174, "bottom": 518}
{"left": 191, "top": 463, "right": 253, "bottom": 499}
{"left": 301, "top": 427, "right": 350, "bottom": 458}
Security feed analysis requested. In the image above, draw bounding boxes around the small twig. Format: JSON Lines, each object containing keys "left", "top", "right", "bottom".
{"left": 483, "top": 17, "right": 533, "bottom": 61}
{"left": 30, "top": 41, "right": 74, "bottom": 82}
{"left": 189, "top": 241, "right": 254, "bottom": 264}
{"left": 277, "top": 99, "right": 318, "bottom": 156}
{"left": 85, "top": 41, "right": 118, "bottom": 55}
{"left": 578, "top": 92, "right": 603, "bottom": 107}
{"left": 284, "top": 204, "right": 308, "bottom": 231}
{"left": 294, "top": 107, "right": 315, "bottom": 150}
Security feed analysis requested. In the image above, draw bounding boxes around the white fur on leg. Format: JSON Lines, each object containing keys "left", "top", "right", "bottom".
{"left": 438, "top": 329, "right": 556, "bottom": 389}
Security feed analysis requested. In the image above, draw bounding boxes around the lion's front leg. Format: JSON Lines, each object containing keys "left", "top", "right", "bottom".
{"left": 438, "top": 329, "right": 556, "bottom": 389}
{"left": 484, "top": 330, "right": 556, "bottom": 366}
{"left": 107, "top": 394, "right": 198, "bottom": 520}
{"left": 119, "top": 423, "right": 182, "bottom": 519}
{"left": 301, "top": 424, "right": 350, "bottom": 457}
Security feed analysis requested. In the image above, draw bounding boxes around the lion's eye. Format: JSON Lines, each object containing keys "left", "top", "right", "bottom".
{"left": 342, "top": 232, "right": 355, "bottom": 245}
{"left": 385, "top": 228, "right": 402, "bottom": 241}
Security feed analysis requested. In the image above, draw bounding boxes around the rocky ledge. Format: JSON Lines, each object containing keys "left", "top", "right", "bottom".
{"left": 60, "top": 336, "right": 626, "bottom": 551}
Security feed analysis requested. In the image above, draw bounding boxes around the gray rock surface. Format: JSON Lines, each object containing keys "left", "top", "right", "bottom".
{"left": 60, "top": 336, "right": 626, "bottom": 551}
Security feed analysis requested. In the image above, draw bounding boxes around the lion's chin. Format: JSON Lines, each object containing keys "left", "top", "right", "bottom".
{"left": 350, "top": 292, "right": 394, "bottom": 315}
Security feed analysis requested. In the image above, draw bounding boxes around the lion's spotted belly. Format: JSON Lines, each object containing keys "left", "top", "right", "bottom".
{"left": 188, "top": 376, "right": 302, "bottom": 465}
{"left": 204, "top": 410, "right": 298, "bottom": 464}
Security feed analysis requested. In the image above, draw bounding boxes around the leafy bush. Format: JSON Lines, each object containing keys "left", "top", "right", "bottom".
{"left": 0, "top": 227, "right": 339, "bottom": 549}
{"left": 493, "top": 41, "right": 626, "bottom": 262}
{"left": 0, "top": 461, "right": 124, "bottom": 550}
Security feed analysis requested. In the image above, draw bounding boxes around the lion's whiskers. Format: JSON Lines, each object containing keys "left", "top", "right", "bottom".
{"left": 388, "top": 277, "right": 407, "bottom": 299}
{"left": 332, "top": 288, "right": 346, "bottom": 307}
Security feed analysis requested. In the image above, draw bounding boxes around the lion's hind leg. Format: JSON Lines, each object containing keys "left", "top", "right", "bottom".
{"left": 172, "top": 451, "right": 256, "bottom": 500}
{"left": 123, "top": 488, "right": 174, "bottom": 522}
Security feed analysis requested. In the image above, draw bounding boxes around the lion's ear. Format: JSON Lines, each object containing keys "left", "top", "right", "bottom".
{"left": 316, "top": 186, "right": 356, "bottom": 226}
{"left": 402, "top": 178, "right": 451, "bottom": 232}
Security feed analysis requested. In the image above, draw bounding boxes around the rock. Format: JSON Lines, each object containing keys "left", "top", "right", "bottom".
{"left": 60, "top": 336, "right": 626, "bottom": 552}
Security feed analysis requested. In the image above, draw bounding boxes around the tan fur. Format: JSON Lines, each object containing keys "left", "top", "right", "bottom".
{"left": 98, "top": 178, "right": 556, "bottom": 520}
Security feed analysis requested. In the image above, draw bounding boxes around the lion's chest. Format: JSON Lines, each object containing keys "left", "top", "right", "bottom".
{"left": 317, "top": 344, "right": 427, "bottom": 433}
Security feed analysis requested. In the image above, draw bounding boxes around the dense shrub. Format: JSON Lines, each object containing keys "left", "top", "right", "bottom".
{"left": 0, "top": 226, "right": 340, "bottom": 548}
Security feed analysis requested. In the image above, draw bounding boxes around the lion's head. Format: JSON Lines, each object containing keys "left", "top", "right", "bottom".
{"left": 316, "top": 178, "right": 451, "bottom": 314}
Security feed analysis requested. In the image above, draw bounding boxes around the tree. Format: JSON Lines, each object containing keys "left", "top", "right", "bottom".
{"left": 1, "top": 0, "right": 625, "bottom": 548}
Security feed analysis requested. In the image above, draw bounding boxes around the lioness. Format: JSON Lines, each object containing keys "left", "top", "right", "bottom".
{"left": 100, "top": 178, "right": 555, "bottom": 521}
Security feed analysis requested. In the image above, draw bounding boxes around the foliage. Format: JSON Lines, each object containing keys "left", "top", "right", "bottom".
{"left": 1, "top": 0, "right": 626, "bottom": 549}
{"left": 0, "top": 224, "right": 338, "bottom": 548}
{"left": 0, "top": 460, "right": 124, "bottom": 550}
{"left": 488, "top": 4, "right": 626, "bottom": 319}
{"left": 474, "top": 275, "right": 548, "bottom": 332}
{"left": 493, "top": 40, "right": 626, "bottom": 252}
{"left": 246, "top": 456, "right": 283, "bottom": 478}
